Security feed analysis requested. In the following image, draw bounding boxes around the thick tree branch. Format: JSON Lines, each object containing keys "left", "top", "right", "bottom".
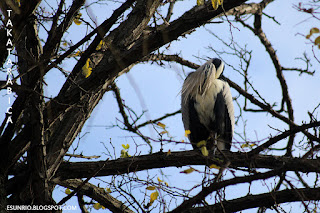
{"left": 0, "top": 0, "right": 41, "bottom": 65}
{"left": 221, "top": 0, "right": 274, "bottom": 17}
{"left": 52, "top": 150, "right": 320, "bottom": 180}
{"left": 1, "top": 3, "right": 50, "bottom": 206}
{"left": 181, "top": 187, "right": 320, "bottom": 213}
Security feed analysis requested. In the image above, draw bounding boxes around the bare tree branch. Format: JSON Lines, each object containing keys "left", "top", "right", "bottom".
{"left": 170, "top": 168, "right": 282, "bottom": 213}
{"left": 236, "top": 10, "right": 296, "bottom": 156}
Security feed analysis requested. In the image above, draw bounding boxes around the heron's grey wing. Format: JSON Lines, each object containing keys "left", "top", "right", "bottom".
{"left": 222, "top": 82, "right": 235, "bottom": 135}
{"left": 181, "top": 95, "right": 209, "bottom": 149}
{"left": 182, "top": 97, "right": 210, "bottom": 149}
{"left": 181, "top": 73, "right": 194, "bottom": 134}
{"left": 181, "top": 92, "right": 190, "bottom": 133}
{"left": 212, "top": 82, "right": 234, "bottom": 150}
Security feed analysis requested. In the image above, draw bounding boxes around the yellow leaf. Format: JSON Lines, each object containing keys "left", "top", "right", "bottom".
{"left": 63, "top": 42, "right": 67, "bottom": 46}
{"left": 122, "top": 144, "right": 130, "bottom": 149}
{"left": 65, "top": 188, "right": 72, "bottom": 195}
{"left": 75, "top": 50, "right": 81, "bottom": 56}
{"left": 209, "top": 164, "right": 221, "bottom": 169}
{"left": 165, "top": 182, "right": 169, "bottom": 187}
{"left": 15, "top": 0, "right": 20, "bottom": 7}
{"left": 241, "top": 143, "right": 249, "bottom": 148}
{"left": 74, "top": 13, "right": 82, "bottom": 25}
{"left": 180, "top": 167, "right": 195, "bottom": 174}
{"left": 306, "top": 34, "right": 311, "bottom": 39}
{"left": 167, "top": 149, "right": 171, "bottom": 156}
{"left": 96, "top": 40, "right": 106, "bottom": 50}
{"left": 157, "top": 122, "right": 166, "bottom": 129}
{"left": 74, "top": 19, "right": 82, "bottom": 25}
{"left": 120, "top": 149, "right": 126, "bottom": 157}
{"left": 82, "top": 58, "right": 92, "bottom": 78}
{"left": 212, "top": 0, "right": 218, "bottom": 9}
{"left": 150, "top": 191, "right": 159, "bottom": 203}
{"left": 105, "top": 188, "right": 111, "bottom": 193}
{"left": 184, "top": 130, "right": 191, "bottom": 137}
{"left": 315, "top": 36, "right": 320, "bottom": 45}
{"left": 120, "top": 149, "right": 131, "bottom": 158}
{"left": 197, "top": 0, "right": 204, "bottom": 6}
{"left": 93, "top": 203, "right": 102, "bottom": 210}
{"left": 201, "top": 146, "right": 209, "bottom": 156}
{"left": 157, "top": 177, "right": 163, "bottom": 182}
{"left": 181, "top": 140, "right": 185, "bottom": 142}
{"left": 211, "top": 0, "right": 223, "bottom": 10}
{"left": 159, "top": 130, "right": 168, "bottom": 135}
{"left": 196, "top": 140, "right": 206, "bottom": 148}
{"left": 310, "top": 27, "right": 320, "bottom": 35}
{"left": 146, "top": 186, "right": 156, "bottom": 190}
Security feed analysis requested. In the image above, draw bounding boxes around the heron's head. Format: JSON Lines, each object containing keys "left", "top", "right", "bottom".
{"left": 181, "top": 58, "right": 225, "bottom": 102}
{"left": 204, "top": 58, "right": 225, "bottom": 79}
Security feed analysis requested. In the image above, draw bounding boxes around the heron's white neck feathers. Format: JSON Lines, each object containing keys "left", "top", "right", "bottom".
{"left": 181, "top": 63, "right": 215, "bottom": 104}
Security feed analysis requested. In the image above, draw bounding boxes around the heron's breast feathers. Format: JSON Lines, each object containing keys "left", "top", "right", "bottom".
{"left": 194, "top": 80, "right": 224, "bottom": 127}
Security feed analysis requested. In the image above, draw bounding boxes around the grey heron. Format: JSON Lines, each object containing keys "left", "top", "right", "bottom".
{"left": 181, "top": 58, "right": 234, "bottom": 151}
